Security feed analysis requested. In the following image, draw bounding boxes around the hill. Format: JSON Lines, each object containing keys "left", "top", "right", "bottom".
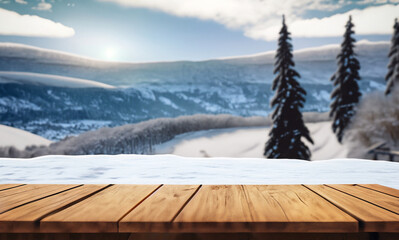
{"left": 0, "top": 124, "right": 51, "bottom": 150}
{"left": 0, "top": 41, "right": 389, "bottom": 140}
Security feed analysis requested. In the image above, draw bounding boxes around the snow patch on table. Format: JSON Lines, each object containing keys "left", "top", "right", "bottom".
{"left": 0, "top": 155, "right": 398, "bottom": 189}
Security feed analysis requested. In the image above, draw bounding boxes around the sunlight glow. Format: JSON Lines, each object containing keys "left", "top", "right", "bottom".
{"left": 104, "top": 47, "right": 118, "bottom": 61}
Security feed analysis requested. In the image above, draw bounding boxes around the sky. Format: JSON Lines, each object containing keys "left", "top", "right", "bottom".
{"left": 0, "top": 0, "right": 398, "bottom": 62}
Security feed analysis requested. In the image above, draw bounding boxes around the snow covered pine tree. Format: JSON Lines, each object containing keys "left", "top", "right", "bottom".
{"left": 385, "top": 18, "right": 399, "bottom": 95}
{"left": 264, "top": 16, "right": 313, "bottom": 160}
{"left": 330, "top": 16, "right": 361, "bottom": 143}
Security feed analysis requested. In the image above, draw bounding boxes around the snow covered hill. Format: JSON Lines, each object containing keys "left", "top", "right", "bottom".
{"left": 0, "top": 155, "right": 398, "bottom": 189}
{"left": 0, "top": 124, "right": 51, "bottom": 150}
{"left": 0, "top": 71, "right": 115, "bottom": 88}
{"left": 220, "top": 40, "right": 388, "bottom": 64}
{"left": 0, "top": 40, "right": 389, "bottom": 86}
{"left": 0, "top": 41, "right": 389, "bottom": 139}
{"left": 155, "top": 121, "right": 347, "bottom": 160}
{"left": 0, "top": 113, "right": 329, "bottom": 158}
{"left": 0, "top": 42, "right": 108, "bottom": 67}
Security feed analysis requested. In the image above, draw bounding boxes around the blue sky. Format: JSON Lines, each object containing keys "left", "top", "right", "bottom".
{"left": 0, "top": 0, "right": 397, "bottom": 62}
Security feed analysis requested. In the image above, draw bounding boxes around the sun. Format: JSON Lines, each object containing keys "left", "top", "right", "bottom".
{"left": 104, "top": 47, "right": 118, "bottom": 61}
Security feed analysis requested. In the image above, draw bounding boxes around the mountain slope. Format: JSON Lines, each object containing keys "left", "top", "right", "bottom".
{"left": 0, "top": 124, "right": 51, "bottom": 150}
{"left": 0, "top": 41, "right": 390, "bottom": 140}
{"left": 0, "top": 40, "right": 389, "bottom": 86}
{"left": 0, "top": 71, "right": 115, "bottom": 88}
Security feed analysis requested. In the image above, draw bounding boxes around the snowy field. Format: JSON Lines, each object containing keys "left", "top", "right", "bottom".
{"left": 155, "top": 121, "right": 348, "bottom": 160}
{"left": 0, "top": 155, "right": 398, "bottom": 189}
{"left": 0, "top": 122, "right": 397, "bottom": 189}
{"left": 0, "top": 124, "right": 51, "bottom": 150}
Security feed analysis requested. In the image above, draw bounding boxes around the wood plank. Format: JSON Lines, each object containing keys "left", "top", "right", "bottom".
{"left": 305, "top": 184, "right": 399, "bottom": 232}
{"left": 127, "top": 232, "right": 374, "bottom": 240}
{"left": 119, "top": 185, "right": 199, "bottom": 232}
{"left": 358, "top": 184, "right": 399, "bottom": 198}
{"left": 0, "top": 185, "right": 24, "bottom": 192}
{"left": 0, "top": 233, "right": 131, "bottom": 240}
{"left": 173, "top": 185, "right": 253, "bottom": 232}
{"left": 0, "top": 184, "right": 109, "bottom": 233}
{"left": 0, "top": 184, "right": 80, "bottom": 214}
{"left": 0, "top": 232, "right": 385, "bottom": 240}
{"left": 40, "top": 184, "right": 161, "bottom": 233}
{"left": 0, "top": 185, "right": 46, "bottom": 198}
{"left": 327, "top": 184, "right": 399, "bottom": 214}
{"left": 242, "top": 185, "right": 358, "bottom": 233}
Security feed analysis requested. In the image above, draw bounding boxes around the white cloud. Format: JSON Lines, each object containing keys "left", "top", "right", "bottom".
{"left": 32, "top": 0, "right": 52, "bottom": 11}
{"left": 98, "top": 0, "right": 399, "bottom": 41}
{"left": 98, "top": 0, "right": 343, "bottom": 29}
{"left": 248, "top": 4, "right": 399, "bottom": 40}
{"left": 15, "top": 0, "right": 27, "bottom": 4}
{"left": 0, "top": 8, "right": 75, "bottom": 37}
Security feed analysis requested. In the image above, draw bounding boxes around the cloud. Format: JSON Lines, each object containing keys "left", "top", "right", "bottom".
{"left": 98, "top": 0, "right": 399, "bottom": 41}
{"left": 0, "top": 8, "right": 75, "bottom": 37}
{"left": 15, "top": 0, "right": 27, "bottom": 4}
{"left": 98, "top": 0, "right": 345, "bottom": 29}
{"left": 247, "top": 4, "right": 399, "bottom": 40}
{"left": 32, "top": 0, "right": 51, "bottom": 11}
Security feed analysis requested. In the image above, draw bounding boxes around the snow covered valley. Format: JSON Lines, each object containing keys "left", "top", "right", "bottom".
{"left": 0, "top": 41, "right": 389, "bottom": 140}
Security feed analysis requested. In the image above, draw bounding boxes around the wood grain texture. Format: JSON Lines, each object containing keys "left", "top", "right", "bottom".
{"left": 358, "top": 184, "right": 399, "bottom": 198}
{"left": 126, "top": 232, "right": 374, "bottom": 240}
{"left": 0, "top": 233, "right": 131, "bottom": 240}
{"left": 305, "top": 184, "right": 399, "bottom": 232}
{"left": 0, "top": 185, "right": 24, "bottom": 192}
{"left": 0, "top": 232, "right": 387, "bottom": 240}
{"left": 242, "top": 185, "right": 358, "bottom": 232}
{"left": 0, "top": 184, "right": 109, "bottom": 233}
{"left": 119, "top": 185, "right": 199, "bottom": 232}
{"left": 40, "top": 185, "right": 161, "bottom": 233}
{"left": 327, "top": 184, "right": 399, "bottom": 214}
{"left": 173, "top": 185, "right": 253, "bottom": 232}
{"left": 0, "top": 184, "right": 80, "bottom": 214}
{"left": 1, "top": 184, "right": 399, "bottom": 236}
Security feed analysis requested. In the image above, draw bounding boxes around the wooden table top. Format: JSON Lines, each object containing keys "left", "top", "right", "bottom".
{"left": 0, "top": 184, "right": 398, "bottom": 233}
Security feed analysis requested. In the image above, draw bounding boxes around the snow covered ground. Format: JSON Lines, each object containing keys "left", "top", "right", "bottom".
{"left": 0, "top": 155, "right": 398, "bottom": 189}
{"left": 0, "top": 122, "right": 396, "bottom": 188}
{"left": 0, "top": 124, "right": 51, "bottom": 150}
{"left": 155, "top": 121, "right": 348, "bottom": 160}
{"left": 0, "top": 71, "right": 115, "bottom": 88}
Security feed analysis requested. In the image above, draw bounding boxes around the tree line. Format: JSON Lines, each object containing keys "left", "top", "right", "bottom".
{"left": 264, "top": 16, "right": 399, "bottom": 160}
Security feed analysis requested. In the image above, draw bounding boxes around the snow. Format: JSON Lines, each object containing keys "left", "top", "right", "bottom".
{"left": 158, "top": 96, "right": 179, "bottom": 110}
{"left": 155, "top": 121, "right": 348, "bottom": 160}
{"left": 312, "top": 90, "right": 330, "bottom": 102}
{"left": 0, "top": 40, "right": 389, "bottom": 66}
{"left": 0, "top": 155, "right": 398, "bottom": 189}
{"left": 217, "top": 39, "right": 389, "bottom": 63}
{"left": 0, "top": 97, "right": 41, "bottom": 112}
{"left": 0, "top": 42, "right": 109, "bottom": 65}
{"left": 0, "top": 71, "right": 115, "bottom": 88}
{"left": 369, "top": 80, "right": 386, "bottom": 90}
{"left": 0, "top": 124, "right": 52, "bottom": 150}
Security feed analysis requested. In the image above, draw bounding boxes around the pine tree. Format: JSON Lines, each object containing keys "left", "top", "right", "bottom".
{"left": 330, "top": 16, "right": 361, "bottom": 143}
{"left": 385, "top": 18, "right": 399, "bottom": 95}
{"left": 264, "top": 16, "right": 313, "bottom": 160}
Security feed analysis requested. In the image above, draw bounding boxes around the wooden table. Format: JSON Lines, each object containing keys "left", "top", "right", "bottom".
{"left": 0, "top": 184, "right": 398, "bottom": 240}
